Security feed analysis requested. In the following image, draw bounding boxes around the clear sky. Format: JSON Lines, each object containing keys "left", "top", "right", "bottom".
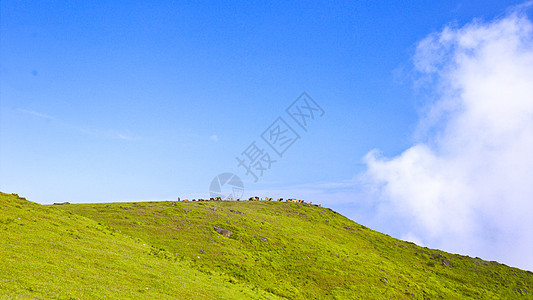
{"left": 2, "top": 1, "right": 533, "bottom": 270}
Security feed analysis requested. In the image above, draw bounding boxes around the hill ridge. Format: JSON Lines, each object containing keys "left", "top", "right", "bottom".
{"left": 2, "top": 192, "right": 533, "bottom": 299}
{"left": 58, "top": 197, "right": 533, "bottom": 299}
{"left": 0, "top": 192, "right": 280, "bottom": 299}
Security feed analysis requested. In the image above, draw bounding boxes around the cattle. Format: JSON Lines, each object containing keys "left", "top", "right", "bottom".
{"left": 172, "top": 195, "right": 320, "bottom": 207}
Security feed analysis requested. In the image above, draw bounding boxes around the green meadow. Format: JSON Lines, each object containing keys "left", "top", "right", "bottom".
{"left": 0, "top": 192, "right": 278, "bottom": 299}
{"left": 1, "top": 192, "right": 532, "bottom": 299}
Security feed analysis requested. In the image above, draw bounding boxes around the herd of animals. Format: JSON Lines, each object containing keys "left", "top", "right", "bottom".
{"left": 178, "top": 196, "right": 321, "bottom": 207}
{"left": 49, "top": 196, "right": 321, "bottom": 207}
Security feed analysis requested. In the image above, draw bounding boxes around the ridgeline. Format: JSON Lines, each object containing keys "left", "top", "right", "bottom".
{"left": 1, "top": 192, "right": 532, "bottom": 299}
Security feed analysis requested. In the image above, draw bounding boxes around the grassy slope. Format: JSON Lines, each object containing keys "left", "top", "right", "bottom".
{"left": 0, "top": 192, "right": 279, "bottom": 299}
{"left": 57, "top": 199, "right": 533, "bottom": 299}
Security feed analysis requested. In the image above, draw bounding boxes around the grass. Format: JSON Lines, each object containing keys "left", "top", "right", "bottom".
{"left": 0, "top": 192, "right": 280, "bottom": 299}
{"left": 58, "top": 198, "right": 533, "bottom": 299}
{"left": 2, "top": 192, "right": 533, "bottom": 299}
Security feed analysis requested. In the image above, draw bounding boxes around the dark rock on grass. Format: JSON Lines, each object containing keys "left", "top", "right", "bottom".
{"left": 230, "top": 209, "right": 244, "bottom": 215}
{"left": 442, "top": 258, "right": 453, "bottom": 267}
{"left": 381, "top": 278, "right": 388, "bottom": 283}
{"left": 432, "top": 253, "right": 452, "bottom": 267}
{"left": 183, "top": 208, "right": 191, "bottom": 213}
{"left": 260, "top": 237, "right": 267, "bottom": 242}
{"left": 343, "top": 226, "right": 355, "bottom": 231}
{"left": 214, "top": 226, "right": 233, "bottom": 237}
{"left": 199, "top": 250, "right": 205, "bottom": 254}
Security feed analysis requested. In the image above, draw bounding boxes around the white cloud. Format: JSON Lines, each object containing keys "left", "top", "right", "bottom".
{"left": 17, "top": 108, "right": 138, "bottom": 141}
{"left": 362, "top": 10, "right": 533, "bottom": 270}
{"left": 80, "top": 127, "right": 138, "bottom": 141}
{"left": 19, "top": 109, "right": 55, "bottom": 120}
{"left": 401, "top": 232, "right": 425, "bottom": 247}
{"left": 117, "top": 133, "right": 138, "bottom": 141}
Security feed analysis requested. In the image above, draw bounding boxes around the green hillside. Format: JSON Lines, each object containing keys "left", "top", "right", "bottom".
{"left": 57, "top": 198, "right": 533, "bottom": 299}
{"left": 0, "top": 192, "right": 279, "bottom": 299}
{"left": 2, "top": 192, "right": 532, "bottom": 299}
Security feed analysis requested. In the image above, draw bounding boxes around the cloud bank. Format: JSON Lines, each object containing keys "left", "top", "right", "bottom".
{"left": 362, "top": 10, "right": 533, "bottom": 270}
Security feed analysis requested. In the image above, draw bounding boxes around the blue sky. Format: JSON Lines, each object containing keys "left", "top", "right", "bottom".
{"left": 2, "top": 1, "right": 533, "bottom": 270}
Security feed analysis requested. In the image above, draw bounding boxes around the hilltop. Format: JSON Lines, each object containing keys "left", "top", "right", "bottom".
{"left": 2, "top": 192, "right": 533, "bottom": 299}
{"left": 0, "top": 192, "right": 278, "bottom": 299}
